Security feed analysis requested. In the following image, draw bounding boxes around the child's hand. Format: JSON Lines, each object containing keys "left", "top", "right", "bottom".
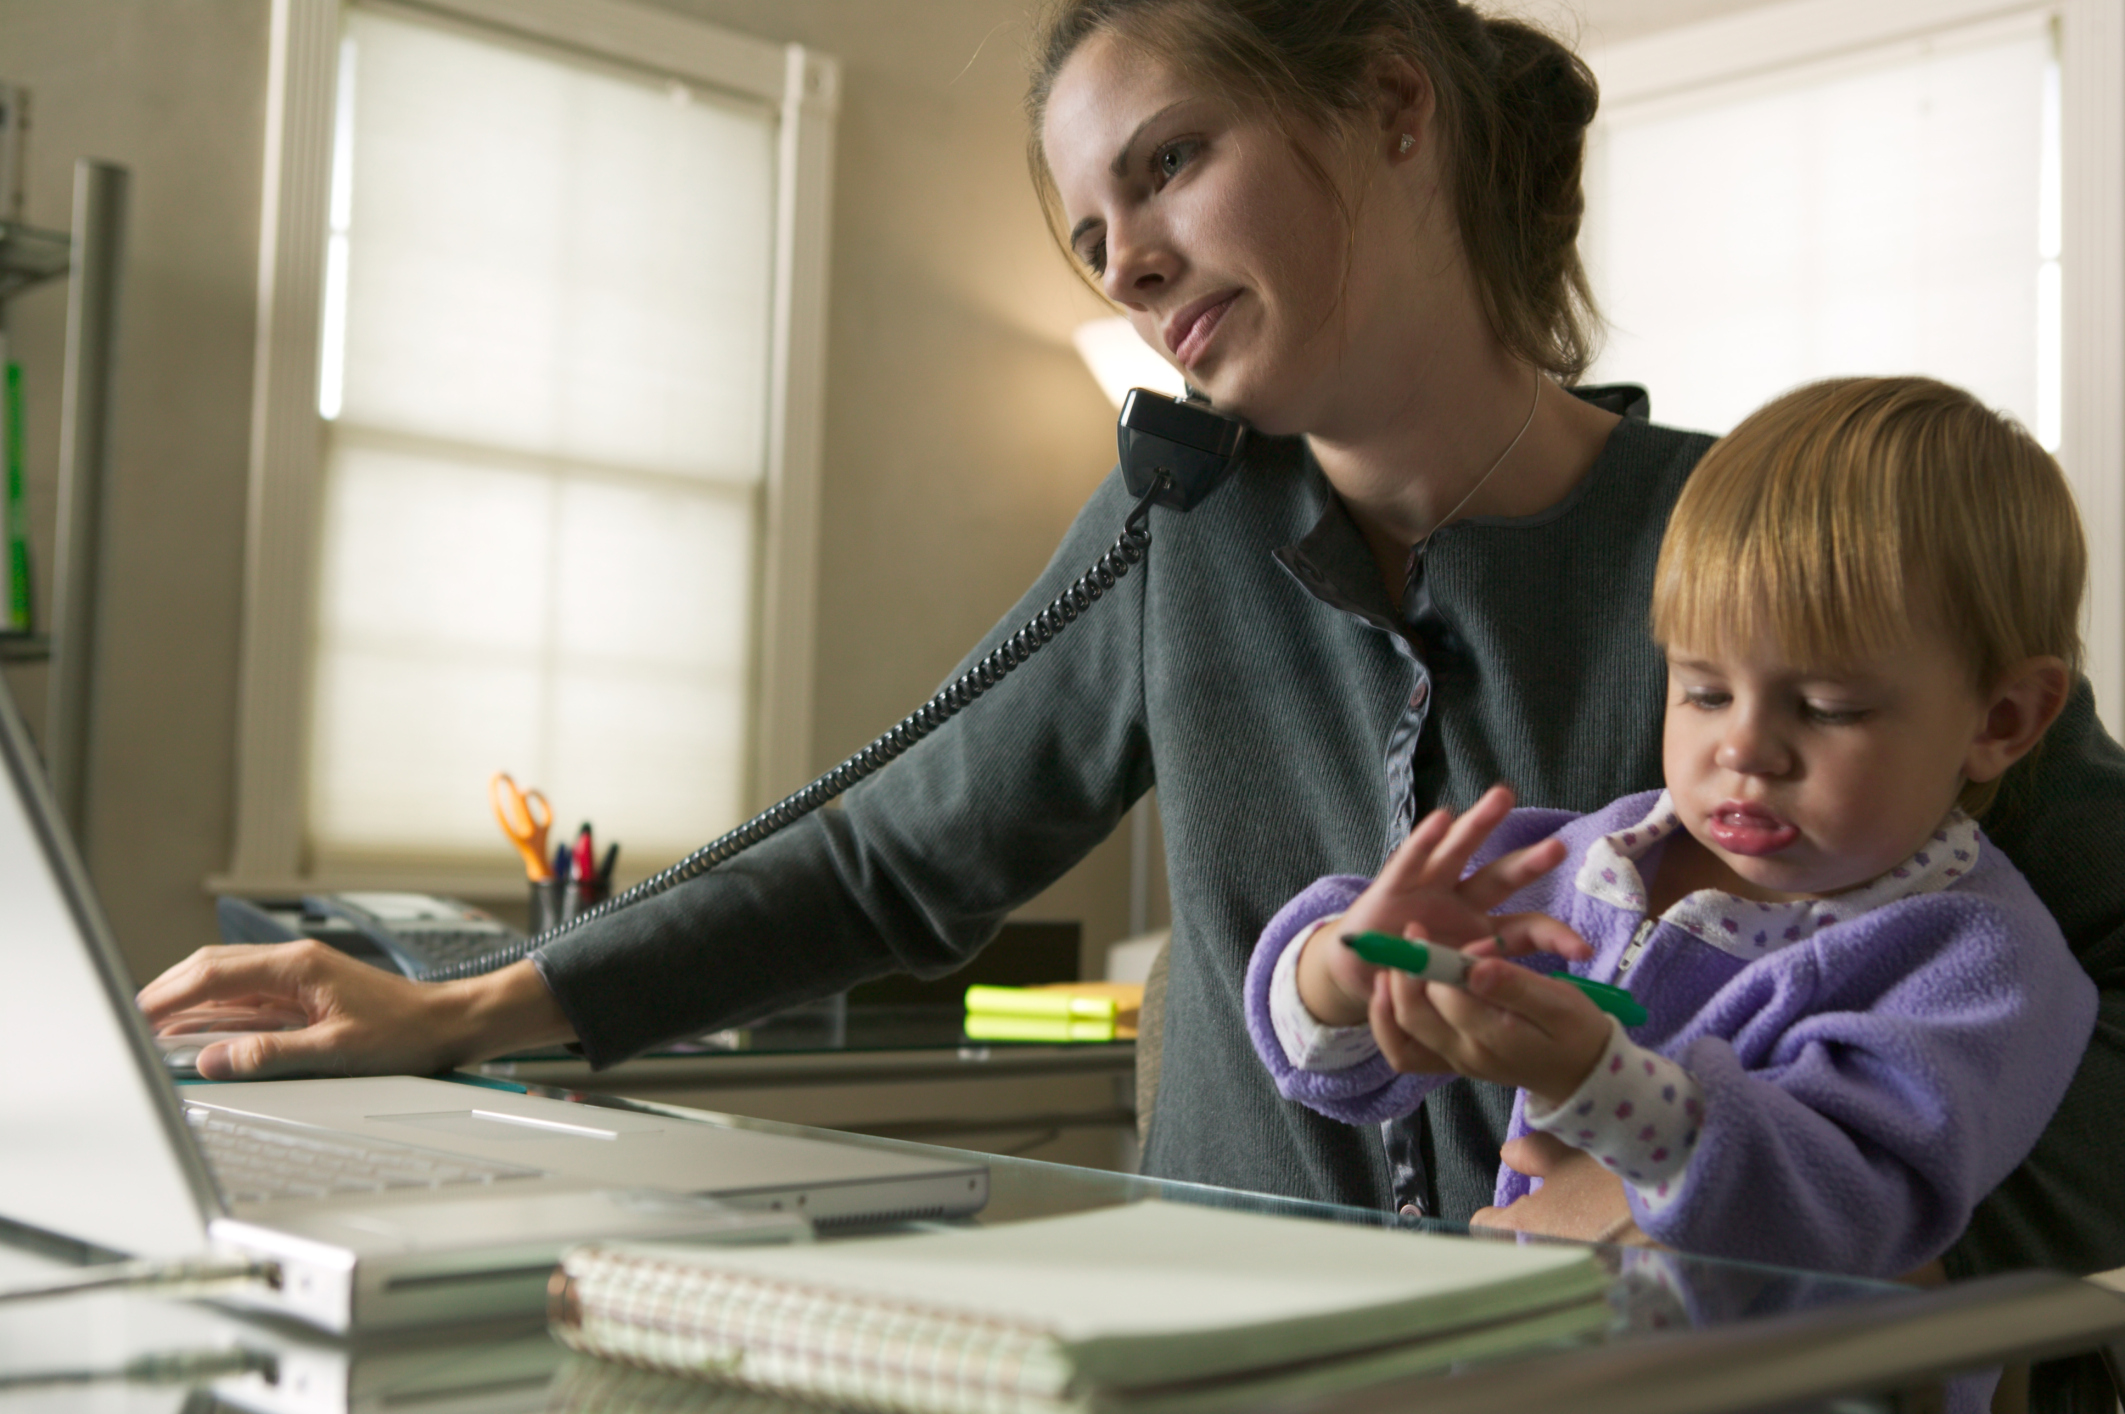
{"left": 1295, "top": 784, "right": 1590, "bottom": 1033}
{"left": 1371, "top": 955, "right": 1611, "bottom": 1107}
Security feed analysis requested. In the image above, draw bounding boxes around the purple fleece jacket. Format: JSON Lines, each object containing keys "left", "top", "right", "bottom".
{"left": 1243, "top": 792, "right": 2098, "bottom": 1278}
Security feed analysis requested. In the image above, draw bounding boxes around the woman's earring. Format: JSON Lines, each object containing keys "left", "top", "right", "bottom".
{"left": 1397, "top": 133, "right": 1415, "bottom": 155}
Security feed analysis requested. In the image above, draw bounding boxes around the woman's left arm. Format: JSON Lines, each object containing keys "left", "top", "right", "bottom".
{"left": 1948, "top": 679, "right": 2125, "bottom": 1279}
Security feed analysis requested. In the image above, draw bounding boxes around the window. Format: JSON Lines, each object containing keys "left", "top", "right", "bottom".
{"left": 226, "top": 0, "right": 837, "bottom": 891}
{"left": 1588, "top": 14, "right": 2056, "bottom": 442}
{"left": 1583, "top": 0, "right": 2124, "bottom": 732}
{"left": 311, "top": 6, "right": 774, "bottom": 866}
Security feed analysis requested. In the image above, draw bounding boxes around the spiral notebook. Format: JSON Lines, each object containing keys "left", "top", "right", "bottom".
{"left": 550, "top": 1200, "right": 1609, "bottom": 1414}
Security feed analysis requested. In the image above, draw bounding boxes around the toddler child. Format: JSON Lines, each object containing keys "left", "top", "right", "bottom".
{"left": 1246, "top": 375, "right": 2097, "bottom": 1282}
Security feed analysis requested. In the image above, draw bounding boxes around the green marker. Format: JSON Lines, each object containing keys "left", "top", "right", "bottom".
{"left": 1341, "top": 930, "right": 1648, "bottom": 1027}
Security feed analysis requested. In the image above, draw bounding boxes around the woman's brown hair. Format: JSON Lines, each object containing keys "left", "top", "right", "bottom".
{"left": 1025, "top": 0, "right": 1602, "bottom": 380}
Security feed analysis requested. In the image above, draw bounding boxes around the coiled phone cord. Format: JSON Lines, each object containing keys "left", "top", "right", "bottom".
{"left": 418, "top": 474, "right": 1170, "bottom": 984}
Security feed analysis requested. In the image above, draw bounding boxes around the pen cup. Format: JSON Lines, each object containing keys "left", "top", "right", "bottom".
{"left": 530, "top": 878, "right": 565, "bottom": 934}
{"left": 531, "top": 876, "right": 608, "bottom": 934}
{"left": 561, "top": 876, "right": 605, "bottom": 922}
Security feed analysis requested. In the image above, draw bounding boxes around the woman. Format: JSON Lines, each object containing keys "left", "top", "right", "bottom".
{"left": 146, "top": 0, "right": 2125, "bottom": 1306}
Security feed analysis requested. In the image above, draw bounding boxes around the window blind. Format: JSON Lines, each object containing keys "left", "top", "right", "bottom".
{"left": 310, "top": 5, "right": 777, "bottom": 867}
{"left": 1587, "top": 18, "right": 2057, "bottom": 443}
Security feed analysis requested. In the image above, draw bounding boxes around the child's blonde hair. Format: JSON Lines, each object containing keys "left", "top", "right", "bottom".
{"left": 1651, "top": 376, "right": 2086, "bottom": 816}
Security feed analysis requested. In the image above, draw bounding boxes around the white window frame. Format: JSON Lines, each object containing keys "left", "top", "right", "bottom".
{"left": 220, "top": 0, "right": 838, "bottom": 896}
{"left": 1584, "top": 0, "right": 2125, "bottom": 736}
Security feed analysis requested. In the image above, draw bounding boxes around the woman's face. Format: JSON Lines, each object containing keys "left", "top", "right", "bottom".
{"left": 1040, "top": 32, "right": 1406, "bottom": 431}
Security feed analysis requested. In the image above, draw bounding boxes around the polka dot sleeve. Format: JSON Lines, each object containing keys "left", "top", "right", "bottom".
{"left": 1267, "top": 915, "right": 1384, "bottom": 1072}
{"left": 1524, "top": 1017, "right": 1704, "bottom": 1215}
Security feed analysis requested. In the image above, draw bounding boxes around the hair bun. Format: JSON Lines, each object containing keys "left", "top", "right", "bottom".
{"left": 1485, "top": 17, "right": 1598, "bottom": 131}
{"left": 1451, "top": 15, "right": 1600, "bottom": 373}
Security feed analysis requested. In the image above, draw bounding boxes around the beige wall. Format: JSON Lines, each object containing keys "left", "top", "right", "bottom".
{"left": 0, "top": 0, "right": 267, "bottom": 982}
{"left": 633, "top": 0, "right": 1148, "bottom": 976}
{"left": 0, "top": 0, "right": 1775, "bottom": 989}
{"left": 1495, "top": 0, "right": 1782, "bottom": 43}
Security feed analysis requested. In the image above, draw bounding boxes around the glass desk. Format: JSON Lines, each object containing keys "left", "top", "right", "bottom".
{"left": 5, "top": 1077, "right": 2124, "bottom": 1414}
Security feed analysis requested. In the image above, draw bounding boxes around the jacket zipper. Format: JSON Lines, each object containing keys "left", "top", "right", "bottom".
{"left": 1615, "top": 917, "right": 1659, "bottom": 977}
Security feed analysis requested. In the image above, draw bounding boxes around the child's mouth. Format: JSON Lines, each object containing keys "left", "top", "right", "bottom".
{"left": 1706, "top": 801, "right": 1800, "bottom": 856}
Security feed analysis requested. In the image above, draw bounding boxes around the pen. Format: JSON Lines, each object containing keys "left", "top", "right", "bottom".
{"left": 596, "top": 842, "right": 619, "bottom": 890}
{"left": 553, "top": 840, "right": 572, "bottom": 884}
{"left": 573, "top": 824, "right": 595, "bottom": 886}
{"left": 1341, "top": 931, "right": 1648, "bottom": 1027}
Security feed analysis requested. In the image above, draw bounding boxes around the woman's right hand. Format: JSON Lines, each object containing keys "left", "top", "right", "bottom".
{"left": 136, "top": 944, "right": 574, "bottom": 1080}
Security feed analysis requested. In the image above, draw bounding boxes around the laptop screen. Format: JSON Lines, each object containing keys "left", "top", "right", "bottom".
{"left": 0, "top": 681, "right": 217, "bottom": 1258}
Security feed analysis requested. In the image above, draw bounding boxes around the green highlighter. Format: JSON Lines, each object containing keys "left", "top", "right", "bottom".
{"left": 1341, "top": 930, "right": 1648, "bottom": 1027}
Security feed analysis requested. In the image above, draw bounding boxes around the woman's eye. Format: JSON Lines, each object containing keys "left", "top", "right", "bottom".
{"left": 1682, "top": 688, "right": 1729, "bottom": 710}
{"left": 1153, "top": 139, "right": 1201, "bottom": 185}
{"left": 1080, "top": 238, "right": 1106, "bottom": 275}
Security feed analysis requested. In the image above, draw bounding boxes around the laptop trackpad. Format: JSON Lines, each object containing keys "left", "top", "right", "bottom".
{"left": 371, "top": 1108, "right": 666, "bottom": 1142}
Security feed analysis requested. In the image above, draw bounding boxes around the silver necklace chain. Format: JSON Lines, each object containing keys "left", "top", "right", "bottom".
{"left": 1414, "top": 368, "right": 1542, "bottom": 551}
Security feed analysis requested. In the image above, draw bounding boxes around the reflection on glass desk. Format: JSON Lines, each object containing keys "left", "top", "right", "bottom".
{"left": 475, "top": 1005, "right": 1140, "bottom": 1172}
{"left": 6, "top": 1085, "right": 2125, "bottom": 1414}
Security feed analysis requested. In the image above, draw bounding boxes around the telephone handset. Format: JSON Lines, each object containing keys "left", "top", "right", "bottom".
{"left": 412, "top": 390, "right": 1251, "bottom": 983}
{"left": 1117, "top": 387, "right": 1249, "bottom": 510}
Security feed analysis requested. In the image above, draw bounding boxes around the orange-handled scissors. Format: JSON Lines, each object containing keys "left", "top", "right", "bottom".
{"left": 490, "top": 772, "right": 553, "bottom": 881}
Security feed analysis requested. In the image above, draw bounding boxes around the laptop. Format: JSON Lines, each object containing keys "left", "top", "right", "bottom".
{"left": 0, "top": 684, "right": 988, "bottom": 1333}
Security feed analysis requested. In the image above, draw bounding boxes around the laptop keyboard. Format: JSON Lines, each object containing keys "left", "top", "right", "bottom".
{"left": 186, "top": 1106, "right": 543, "bottom": 1203}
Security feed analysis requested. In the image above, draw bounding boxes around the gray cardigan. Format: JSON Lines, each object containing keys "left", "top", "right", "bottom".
{"left": 536, "top": 399, "right": 2125, "bottom": 1285}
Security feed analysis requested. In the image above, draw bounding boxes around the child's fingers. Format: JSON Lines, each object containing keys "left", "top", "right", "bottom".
{"left": 1387, "top": 975, "right": 1558, "bottom": 1093}
{"left": 1462, "top": 958, "right": 1599, "bottom": 1030}
{"left": 1488, "top": 911, "right": 1594, "bottom": 960}
{"left": 1388, "top": 962, "right": 1607, "bottom": 1100}
{"left": 1343, "top": 852, "right": 1497, "bottom": 954}
{"left": 1456, "top": 835, "right": 1568, "bottom": 912}
{"left": 1409, "top": 972, "right": 1522, "bottom": 1050}
{"left": 1370, "top": 807, "right": 1456, "bottom": 893}
{"left": 1383, "top": 970, "right": 1508, "bottom": 1074}
{"left": 1460, "top": 959, "right": 1613, "bottom": 1100}
{"left": 1374, "top": 896, "right": 1498, "bottom": 949}
{"left": 1368, "top": 972, "right": 1457, "bottom": 1074}
{"left": 1414, "top": 785, "right": 1517, "bottom": 890}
